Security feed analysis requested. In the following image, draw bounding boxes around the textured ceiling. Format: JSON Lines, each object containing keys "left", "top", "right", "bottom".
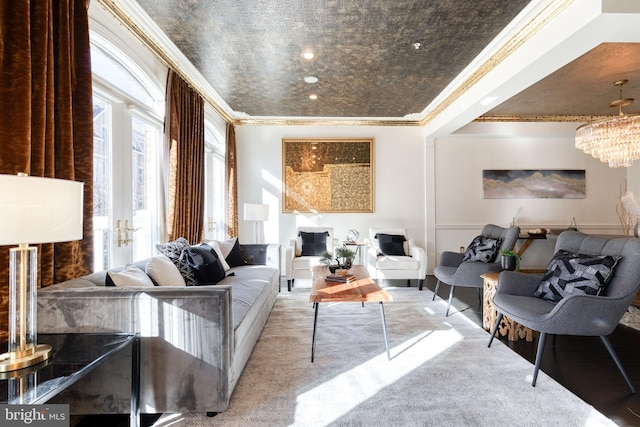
{"left": 486, "top": 43, "right": 640, "bottom": 117}
{"left": 134, "top": 0, "right": 532, "bottom": 118}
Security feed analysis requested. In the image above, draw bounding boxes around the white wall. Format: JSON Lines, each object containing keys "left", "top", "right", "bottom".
{"left": 235, "top": 125, "right": 427, "bottom": 264}
{"left": 434, "top": 121, "right": 629, "bottom": 270}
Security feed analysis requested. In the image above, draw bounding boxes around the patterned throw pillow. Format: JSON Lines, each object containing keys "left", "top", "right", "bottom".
{"left": 462, "top": 235, "right": 502, "bottom": 263}
{"left": 299, "top": 231, "right": 329, "bottom": 256}
{"left": 155, "top": 237, "right": 197, "bottom": 286}
{"left": 534, "top": 250, "right": 622, "bottom": 303}
{"left": 375, "top": 233, "right": 407, "bottom": 256}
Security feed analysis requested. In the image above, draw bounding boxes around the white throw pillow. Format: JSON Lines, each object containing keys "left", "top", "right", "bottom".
{"left": 206, "top": 240, "right": 231, "bottom": 271}
{"left": 146, "top": 254, "right": 186, "bottom": 286}
{"left": 213, "top": 237, "right": 237, "bottom": 258}
{"left": 108, "top": 264, "right": 154, "bottom": 287}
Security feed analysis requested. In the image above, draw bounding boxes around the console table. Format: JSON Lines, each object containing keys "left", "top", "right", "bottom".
{"left": 0, "top": 333, "right": 140, "bottom": 427}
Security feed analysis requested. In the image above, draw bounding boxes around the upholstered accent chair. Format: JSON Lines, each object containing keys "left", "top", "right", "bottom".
{"left": 488, "top": 231, "right": 640, "bottom": 392}
{"left": 285, "top": 227, "right": 338, "bottom": 291}
{"left": 364, "top": 228, "right": 426, "bottom": 288}
{"left": 433, "top": 224, "right": 520, "bottom": 316}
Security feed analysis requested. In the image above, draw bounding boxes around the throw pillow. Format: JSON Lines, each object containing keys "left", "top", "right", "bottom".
{"left": 225, "top": 238, "right": 247, "bottom": 267}
{"left": 207, "top": 240, "right": 232, "bottom": 271}
{"left": 534, "top": 249, "right": 622, "bottom": 303}
{"left": 182, "top": 244, "right": 226, "bottom": 285}
{"left": 107, "top": 264, "right": 154, "bottom": 287}
{"left": 462, "top": 235, "right": 502, "bottom": 263}
{"left": 155, "top": 237, "right": 195, "bottom": 283}
{"left": 205, "top": 237, "right": 247, "bottom": 268}
{"left": 299, "top": 231, "right": 329, "bottom": 256}
{"left": 375, "top": 233, "right": 407, "bottom": 256}
{"left": 145, "top": 254, "right": 186, "bottom": 286}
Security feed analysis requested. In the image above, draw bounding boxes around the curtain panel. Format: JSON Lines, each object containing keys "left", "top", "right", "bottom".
{"left": 0, "top": 0, "right": 94, "bottom": 340}
{"left": 226, "top": 123, "right": 238, "bottom": 238}
{"left": 166, "top": 70, "right": 205, "bottom": 244}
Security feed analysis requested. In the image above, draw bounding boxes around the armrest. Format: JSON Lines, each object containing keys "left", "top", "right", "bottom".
{"left": 449, "top": 260, "right": 502, "bottom": 287}
{"left": 438, "top": 251, "right": 464, "bottom": 268}
{"left": 38, "top": 286, "right": 233, "bottom": 364}
{"left": 495, "top": 271, "right": 542, "bottom": 297}
{"left": 547, "top": 293, "right": 634, "bottom": 335}
{"left": 408, "top": 242, "right": 426, "bottom": 277}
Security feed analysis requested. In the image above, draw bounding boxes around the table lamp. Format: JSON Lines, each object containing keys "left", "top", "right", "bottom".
{"left": 244, "top": 203, "right": 269, "bottom": 243}
{"left": 0, "top": 173, "right": 83, "bottom": 372}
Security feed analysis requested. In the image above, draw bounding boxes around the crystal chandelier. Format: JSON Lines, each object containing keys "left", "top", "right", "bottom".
{"left": 575, "top": 80, "right": 640, "bottom": 168}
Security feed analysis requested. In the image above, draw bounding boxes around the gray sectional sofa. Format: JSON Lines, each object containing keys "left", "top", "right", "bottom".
{"left": 37, "top": 243, "right": 280, "bottom": 415}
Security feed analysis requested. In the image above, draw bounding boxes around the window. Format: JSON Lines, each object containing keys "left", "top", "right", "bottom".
{"left": 204, "top": 118, "right": 227, "bottom": 241}
{"left": 90, "top": 34, "right": 164, "bottom": 271}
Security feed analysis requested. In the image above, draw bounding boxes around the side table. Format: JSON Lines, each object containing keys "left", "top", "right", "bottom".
{"left": 343, "top": 241, "right": 366, "bottom": 265}
{"left": 0, "top": 333, "right": 140, "bottom": 427}
{"left": 481, "top": 272, "right": 536, "bottom": 342}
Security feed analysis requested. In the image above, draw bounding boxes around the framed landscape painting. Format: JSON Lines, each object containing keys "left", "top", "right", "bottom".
{"left": 282, "top": 138, "right": 374, "bottom": 212}
{"left": 482, "top": 169, "right": 586, "bottom": 199}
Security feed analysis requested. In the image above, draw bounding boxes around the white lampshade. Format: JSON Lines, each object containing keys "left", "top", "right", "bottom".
{"left": 244, "top": 203, "right": 269, "bottom": 222}
{"left": 0, "top": 174, "right": 84, "bottom": 245}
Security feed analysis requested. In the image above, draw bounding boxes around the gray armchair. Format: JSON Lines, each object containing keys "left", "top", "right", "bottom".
{"left": 488, "top": 231, "right": 640, "bottom": 392}
{"left": 433, "top": 224, "right": 520, "bottom": 316}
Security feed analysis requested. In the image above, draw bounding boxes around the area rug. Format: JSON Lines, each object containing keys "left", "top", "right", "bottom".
{"left": 151, "top": 287, "right": 615, "bottom": 427}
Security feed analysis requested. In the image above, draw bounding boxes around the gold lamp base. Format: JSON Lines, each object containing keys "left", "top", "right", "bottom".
{"left": 0, "top": 344, "right": 52, "bottom": 373}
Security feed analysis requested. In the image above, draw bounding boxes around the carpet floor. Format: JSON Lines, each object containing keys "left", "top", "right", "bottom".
{"left": 147, "top": 286, "right": 616, "bottom": 427}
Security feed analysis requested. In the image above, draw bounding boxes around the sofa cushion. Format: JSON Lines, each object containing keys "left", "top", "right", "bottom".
{"left": 145, "top": 254, "right": 186, "bottom": 286}
{"left": 375, "top": 256, "right": 419, "bottom": 270}
{"left": 183, "top": 244, "right": 227, "bottom": 285}
{"left": 534, "top": 249, "right": 622, "bottom": 303}
{"left": 462, "top": 235, "right": 501, "bottom": 263}
{"left": 292, "top": 256, "right": 322, "bottom": 270}
{"left": 299, "top": 231, "right": 329, "bottom": 256}
{"left": 107, "top": 264, "right": 154, "bottom": 287}
{"left": 375, "top": 233, "right": 407, "bottom": 256}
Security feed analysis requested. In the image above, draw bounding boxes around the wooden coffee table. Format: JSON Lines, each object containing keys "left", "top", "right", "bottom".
{"left": 309, "top": 265, "right": 393, "bottom": 362}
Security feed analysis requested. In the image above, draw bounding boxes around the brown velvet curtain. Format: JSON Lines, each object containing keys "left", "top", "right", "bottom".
{"left": 0, "top": 0, "right": 94, "bottom": 339}
{"left": 166, "top": 70, "right": 205, "bottom": 244}
{"left": 226, "top": 123, "right": 238, "bottom": 238}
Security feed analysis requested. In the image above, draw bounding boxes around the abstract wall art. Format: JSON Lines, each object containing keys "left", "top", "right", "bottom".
{"left": 282, "top": 138, "right": 374, "bottom": 212}
{"left": 482, "top": 169, "right": 586, "bottom": 199}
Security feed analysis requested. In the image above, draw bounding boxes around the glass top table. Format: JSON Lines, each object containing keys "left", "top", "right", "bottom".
{"left": 0, "top": 333, "right": 140, "bottom": 427}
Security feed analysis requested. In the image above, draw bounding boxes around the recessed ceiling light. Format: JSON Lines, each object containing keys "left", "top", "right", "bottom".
{"left": 304, "top": 76, "right": 318, "bottom": 84}
{"left": 309, "top": 94, "right": 318, "bottom": 100}
{"left": 302, "top": 51, "right": 315, "bottom": 60}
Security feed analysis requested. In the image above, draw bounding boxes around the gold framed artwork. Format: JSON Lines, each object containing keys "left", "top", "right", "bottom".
{"left": 282, "top": 138, "right": 374, "bottom": 213}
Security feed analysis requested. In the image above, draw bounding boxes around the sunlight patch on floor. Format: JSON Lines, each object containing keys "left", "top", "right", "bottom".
{"left": 292, "top": 327, "right": 464, "bottom": 426}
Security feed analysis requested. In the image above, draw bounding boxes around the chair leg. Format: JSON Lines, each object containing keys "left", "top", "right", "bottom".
{"left": 287, "top": 280, "right": 292, "bottom": 291}
{"left": 432, "top": 280, "right": 441, "bottom": 301}
{"left": 532, "top": 332, "right": 547, "bottom": 387}
{"left": 600, "top": 336, "right": 636, "bottom": 394}
{"left": 407, "top": 279, "right": 411, "bottom": 287}
{"left": 445, "top": 285, "right": 455, "bottom": 317}
{"left": 487, "top": 313, "right": 503, "bottom": 348}
{"left": 418, "top": 278, "right": 424, "bottom": 291}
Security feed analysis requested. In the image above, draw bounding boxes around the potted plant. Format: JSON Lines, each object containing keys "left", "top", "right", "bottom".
{"left": 319, "top": 251, "right": 339, "bottom": 273}
{"left": 335, "top": 246, "right": 356, "bottom": 269}
{"left": 500, "top": 249, "right": 520, "bottom": 271}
